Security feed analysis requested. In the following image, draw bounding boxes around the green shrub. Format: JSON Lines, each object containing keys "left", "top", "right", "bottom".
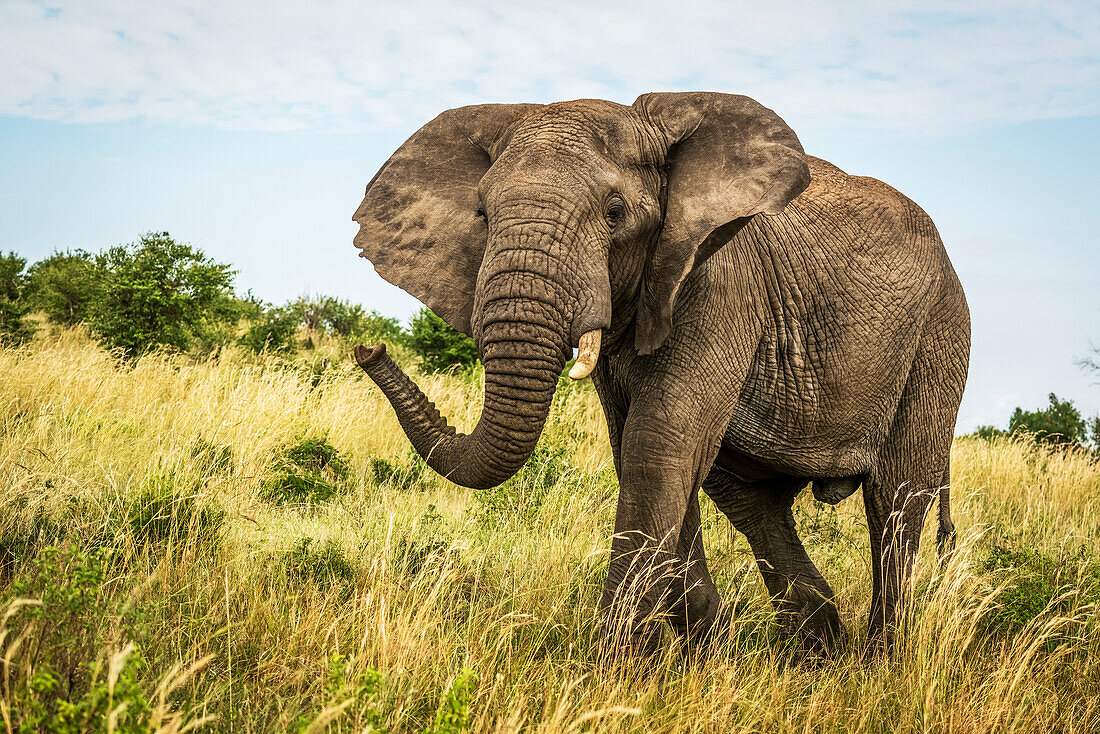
{"left": 794, "top": 499, "right": 847, "bottom": 546}
{"left": 240, "top": 304, "right": 300, "bottom": 354}
{"left": 0, "top": 251, "right": 36, "bottom": 344}
{"left": 427, "top": 668, "right": 478, "bottom": 734}
{"left": 981, "top": 544, "right": 1100, "bottom": 649}
{"left": 9, "top": 546, "right": 112, "bottom": 708}
{"left": 12, "top": 645, "right": 155, "bottom": 734}
{"left": 370, "top": 448, "right": 428, "bottom": 491}
{"left": 294, "top": 654, "right": 387, "bottom": 732}
{"left": 406, "top": 307, "right": 479, "bottom": 373}
{"left": 127, "top": 473, "right": 226, "bottom": 549}
{"left": 472, "top": 443, "right": 569, "bottom": 524}
{"left": 282, "top": 537, "right": 356, "bottom": 586}
{"left": 89, "top": 232, "right": 237, "bottom": 357}
{"left": 260, "top": 436, "right": 350, "bottom": 504}
{"left": 2, "top": 545, "right": 202, "bottom": 732}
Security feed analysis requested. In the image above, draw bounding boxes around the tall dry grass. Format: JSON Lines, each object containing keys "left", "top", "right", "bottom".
{"left": 0, "top": 329, "right": 1098, "bottom": 732}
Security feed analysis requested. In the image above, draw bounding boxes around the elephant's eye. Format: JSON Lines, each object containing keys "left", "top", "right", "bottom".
{"left": 605, "top": 199, "right": 625, "bottom": 228}
{"left": 476, "top": 207, "right": 487, "bottom": 221}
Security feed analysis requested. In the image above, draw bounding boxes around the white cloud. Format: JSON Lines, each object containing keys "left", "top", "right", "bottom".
{"left": 0, "top": 0, "right": 1097, "bottom": 133}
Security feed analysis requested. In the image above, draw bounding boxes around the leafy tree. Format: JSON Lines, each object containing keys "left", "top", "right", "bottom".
{"left": 290, "top": 295, "right": 330, "bottom": 332}
{"left": 89, "top": 232, "right": 236, "bottom": 357}
{"left": 1009, "top": 393, "right": 1088, "bottom": 448}
{"left": 0, "top": 251, "right": 35, "bottom": 344}
{"left": 321, "top": 297, "right": 365, "bottom": 337}
{"left": 24, "top": 249, "right": 100, "bottom": 327}
{"left": 360, "top": 309, "right": 404, "bottom": 343}
{"left": 234, "top": 289, "right": 268, "bottom": 324}
{"left": 406, "top": 307, "right": 479, "bottom": 373}
{"left": 239, "top": 305, "right": 299, "bottom": 354}
{"left": 289, "top": 295, "right": 364, "bottom": 336}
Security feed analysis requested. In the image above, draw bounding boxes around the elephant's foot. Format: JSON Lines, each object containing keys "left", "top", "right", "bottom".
{"left": 778, "top": 589, "right": 847, "bottom": 658}
{"left": 598, "top": 616, "right": 665, "bottom": 662}
{"left": 669, "top": 586, "right": 729, "bottom": 643}
{"left": 862, "top": 619, "right": 898, "bottom": 663}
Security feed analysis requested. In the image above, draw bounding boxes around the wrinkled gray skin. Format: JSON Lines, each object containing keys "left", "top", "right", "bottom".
{"left": 352, "top": 93, "right": 970, "bottom": 656}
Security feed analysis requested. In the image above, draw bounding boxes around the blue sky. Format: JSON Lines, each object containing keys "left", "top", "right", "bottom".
{"left": 1, "top": 0, "right": 1098, "bottom": 431}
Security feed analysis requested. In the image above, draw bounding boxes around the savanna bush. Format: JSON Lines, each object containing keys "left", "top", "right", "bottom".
{"left": 980, "top": 544, "right": 1100, "bottom": 649}
{"left": 282, "top": 537, "right": 356, "bottom": 587}
{"left": 473, "top": 442, "right": 572, "bottom": 524}
{"left": 370, "top": 447, "right": 429, "bottom": 491}
{"left": 24, "top": 249, "right": 101, "bottom": 328}
{"left": 126, "top": 472, "right": 226, "bottom": 550}
{"left": 3, "top": 546, "right": 204, "bottom": 732}
{"left": 239, "top": 304, "right": 299, "bottom": 354}
{"left": 406, "top": 306, "right": 479, "bottom": 373}
{"left": 260, "top": 435, "right": 350, "bottom": 504}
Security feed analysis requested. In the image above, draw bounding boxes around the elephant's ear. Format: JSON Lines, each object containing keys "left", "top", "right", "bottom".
{"left": 353, "top": 103, "right": 541, "bottom": 336}
{"left": 632, "top": 92, "right": 810, "bottom": 354}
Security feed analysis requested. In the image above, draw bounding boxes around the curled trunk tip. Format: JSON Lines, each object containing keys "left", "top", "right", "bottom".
{"left": 354, "top": 343, "right": 387, "bottom": 367}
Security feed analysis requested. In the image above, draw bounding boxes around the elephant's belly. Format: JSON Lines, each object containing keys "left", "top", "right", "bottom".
{"left": 715, "top": 315, "right": 918, "bottom": 478}
{"left": 712, "top": 431, "right": 872, "bottom": 483}
{"left": 717, "top": 388, "right": 884, "bottom": 480}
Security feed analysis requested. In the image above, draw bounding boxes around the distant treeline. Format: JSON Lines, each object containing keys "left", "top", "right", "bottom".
{"left": 0, "top": 231, "right": 479, "bottom": 373}
{"left": 971, "top": 393, "right": 1099, "bottom": 454}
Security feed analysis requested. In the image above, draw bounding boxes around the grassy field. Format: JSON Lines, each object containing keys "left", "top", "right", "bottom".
{"left": 2, "top": 328, "right": 1099, "bottom": 733}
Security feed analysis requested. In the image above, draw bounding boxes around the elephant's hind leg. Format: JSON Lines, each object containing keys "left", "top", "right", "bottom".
{"left": 863, "top": 297, "right": 967, "bottom": 653}
{"left": 703, "top": 468, "right": 846, "bottom": 655}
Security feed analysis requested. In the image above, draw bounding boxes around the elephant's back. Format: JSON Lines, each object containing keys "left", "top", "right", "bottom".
{"left": 798, "top": 155, "right": 948, "bottom": 269}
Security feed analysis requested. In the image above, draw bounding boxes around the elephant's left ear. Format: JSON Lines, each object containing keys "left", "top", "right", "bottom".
{"left": 632, "top": 92, "right": 810, "bottom": 354}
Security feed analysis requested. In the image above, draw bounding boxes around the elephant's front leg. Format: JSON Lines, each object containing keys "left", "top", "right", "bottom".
{"left": 669, "top": 487, "right": 728, "bottom": 643}
{"left": 599, "top": 410, "right": 727, "bottom": 653}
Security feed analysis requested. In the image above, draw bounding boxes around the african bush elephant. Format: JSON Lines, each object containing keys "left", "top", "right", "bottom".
{"left": 352, "top": 92, "right": 970, "bottom": 655}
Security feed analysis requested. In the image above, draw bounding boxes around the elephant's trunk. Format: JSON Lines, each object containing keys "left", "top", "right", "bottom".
{"left": 355, "top": 317, "right": 567, "bottom": 489}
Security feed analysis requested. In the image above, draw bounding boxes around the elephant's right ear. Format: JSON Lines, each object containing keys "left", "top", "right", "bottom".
{"left": 353, "top": 104, "right": 541, "bottom": 336}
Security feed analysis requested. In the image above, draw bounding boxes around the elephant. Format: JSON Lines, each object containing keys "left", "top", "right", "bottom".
{"left": 351, "top": 92, "right": 970, "bottom": 656}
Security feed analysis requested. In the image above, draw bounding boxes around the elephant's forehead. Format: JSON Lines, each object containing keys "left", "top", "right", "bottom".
{"left": 508, "top": 99, "right": 652, "bottom": 162}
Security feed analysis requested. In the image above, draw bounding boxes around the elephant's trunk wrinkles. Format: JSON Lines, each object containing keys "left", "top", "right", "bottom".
{"left": 355, "top": 318, "right": 567, "bottom": 490}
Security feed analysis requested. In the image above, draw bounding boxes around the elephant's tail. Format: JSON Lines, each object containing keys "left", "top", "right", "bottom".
{"left": 935, "top": 462, "right": 956, "bottom": 560}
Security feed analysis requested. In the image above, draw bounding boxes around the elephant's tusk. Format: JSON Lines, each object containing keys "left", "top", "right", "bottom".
{"left": 568, "top": 330, "right": 602, "bottom": 380}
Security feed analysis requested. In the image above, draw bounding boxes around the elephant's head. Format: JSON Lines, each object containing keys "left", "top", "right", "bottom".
{"left": 353, "top": 92, "right": 808, "bottom": 489}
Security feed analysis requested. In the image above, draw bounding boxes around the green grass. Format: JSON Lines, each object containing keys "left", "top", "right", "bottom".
{"left": 1, "top": 328, "right": 1099, "bottom": 732}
